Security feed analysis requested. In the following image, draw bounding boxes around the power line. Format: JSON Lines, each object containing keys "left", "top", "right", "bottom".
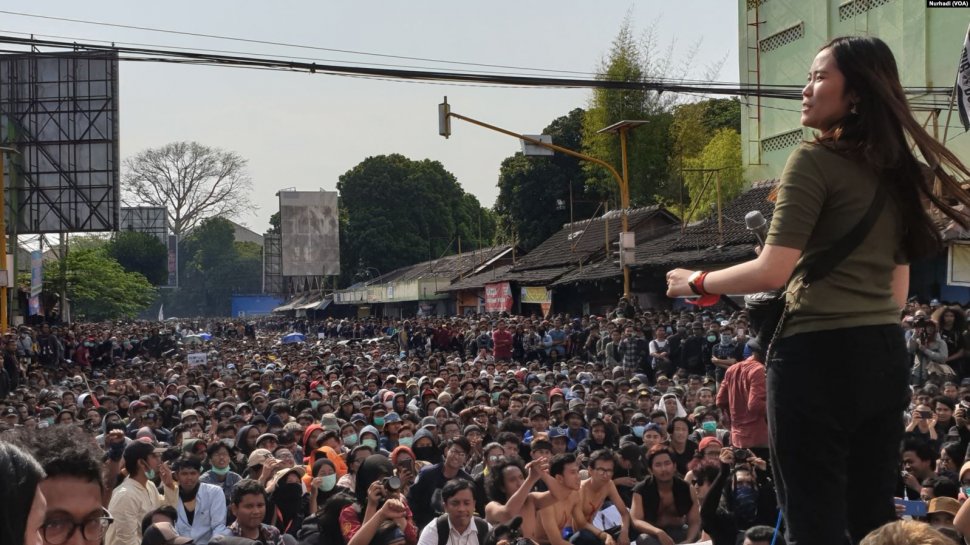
{"left": 0, "top": 34, "right": 956, "bottom": 104}
{"left": 0, "top": 34, "right": 819, "bottom": 99}
{"left": 0, "top": 9, "right": 600, "bottom": 77}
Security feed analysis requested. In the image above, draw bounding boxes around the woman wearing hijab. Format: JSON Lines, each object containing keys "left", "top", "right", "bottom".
{"left": 235, "top": 424, "right": 260, "bottom": 465}
{"left": 339, "top": 454, "right": 418, "bottom": 545}
{"left": 308, "top": 457, "right": 352, "bottom": 514}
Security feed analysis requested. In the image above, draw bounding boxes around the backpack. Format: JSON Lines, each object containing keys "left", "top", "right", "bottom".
{"left": 435, "top": 514, "right": 488, "bottom": 545}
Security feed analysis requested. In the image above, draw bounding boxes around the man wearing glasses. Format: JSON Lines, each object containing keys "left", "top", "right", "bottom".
{"left": 12, "top": 425, "right": 116, "bottom": 545}
{"left": 571, "top": 450, "right": 632, "bottom": 545}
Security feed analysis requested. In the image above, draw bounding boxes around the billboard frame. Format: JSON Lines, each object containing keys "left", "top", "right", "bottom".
{"left": 0, "top": 50, "right": 120, "bottom": 234}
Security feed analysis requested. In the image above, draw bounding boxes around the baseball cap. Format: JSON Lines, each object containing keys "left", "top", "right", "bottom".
{"left": 122, "top": 440, "right": 167, "bottom": 469}
{"left": 180, "top": 409, "right": 199, "bottom": 420}
{"left": 247, "top": 448, "right": 274, "bottom": 468}
{"left": 142, "top": 522, "right": 192, "bottom": 545}
{"left": 255, "top": 433, "right": 278, "bottom": 447}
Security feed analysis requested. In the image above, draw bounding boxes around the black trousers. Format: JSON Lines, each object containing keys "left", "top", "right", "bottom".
{"left": 767, "top": 324, "right": 910, "bottom": 545}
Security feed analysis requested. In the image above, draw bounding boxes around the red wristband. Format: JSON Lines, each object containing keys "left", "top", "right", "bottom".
{"left": 696, "top": 271, "right": 710, "bottom": 296}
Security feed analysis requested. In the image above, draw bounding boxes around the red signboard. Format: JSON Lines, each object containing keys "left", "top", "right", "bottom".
{"left": 484, "top": 282, "right": 513, "bottom": 312}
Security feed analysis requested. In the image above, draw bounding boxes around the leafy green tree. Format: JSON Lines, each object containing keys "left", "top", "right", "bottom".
{"left": 174, "top": 217, "right": 263, "bottom": 316}
{"left": 105, "top": 231, "right": 169, "bottom": 285}
{"left": 43, "top": 247, "right": 156, "bottom": 320}
{"left": 581, "top": 17, "right": 678, "bottom": 206}
{"left": 337, "top": 154, "right": 495, "bottom": 285}
{"left": 682, "top": 129, "right": 743, "bottom": 221}
{"left": 267, "top": 211, "right": 280, "bottom": 234}
{"left": 495, "top": 108, "right": 599, "bottom": 251}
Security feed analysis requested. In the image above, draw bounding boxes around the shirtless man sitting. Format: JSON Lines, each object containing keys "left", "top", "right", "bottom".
{"left": 631, "top": 445, "right": 700, "bottom": 545}
{"left": 569, "top": 450, "right": 632, "bottom": 545}
{"left": 535, "top": 453, "right": 583, "bottom": 545}
{"left": 484, "top": 456, "right": 569, "bottom": 541}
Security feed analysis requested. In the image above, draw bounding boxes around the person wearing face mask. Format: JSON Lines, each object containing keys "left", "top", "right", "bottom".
{"left": 200, "top": 442, "right": 243, "bottom": 506}
{"left": 359, "top": 425, "right": 391, "bottom": 457}
{"left": 678, "top": 322, "right": 711, "bottom": 378}
{"left": 710, "top": 325, "right": 742, "bottom": 382}
{"left": 699, "top": 448, "right": 778, "bottom": 545}
{"left": 340, "top": 422, "right": 360, "bottom": 451}
{"left": 308, "top": 457, "right": 350, "bottom": 514}
{"left": 266, "top": 467, "right": 309, "bottom": 537}
{"left": 105, "top": 441, "right": 177, "bottom": 545}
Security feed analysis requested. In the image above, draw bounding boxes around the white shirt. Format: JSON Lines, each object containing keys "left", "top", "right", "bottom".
{"left": 417, "top": 516, "right": 490, "bottom": 545}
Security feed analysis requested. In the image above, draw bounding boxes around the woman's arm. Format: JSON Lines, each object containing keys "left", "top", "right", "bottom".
{"left": 891, "top": 265, "right": 909, "bottom": 310}
{"left": 667, "top": 245, "right": 802, "bottom": 298}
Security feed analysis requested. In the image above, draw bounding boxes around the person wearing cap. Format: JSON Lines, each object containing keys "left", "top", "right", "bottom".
{"left": 106, "top": 441, "right": 177, "bottom": 545}
{"left": 163, "top": 457, "right": 228, "bottom": 544}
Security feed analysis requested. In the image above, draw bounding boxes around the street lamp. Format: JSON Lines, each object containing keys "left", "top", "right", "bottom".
{"left": 438, "top": 97, "right": 643, "bottom": 298}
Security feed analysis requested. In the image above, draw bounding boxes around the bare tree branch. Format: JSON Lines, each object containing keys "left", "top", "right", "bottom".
{"left": 122, "top": 141, "right": 256, "bottom": 236}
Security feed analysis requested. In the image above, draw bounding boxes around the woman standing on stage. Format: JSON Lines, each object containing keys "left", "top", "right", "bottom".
{"left": 666, "top": 36, "right": 970, "bottom": 544}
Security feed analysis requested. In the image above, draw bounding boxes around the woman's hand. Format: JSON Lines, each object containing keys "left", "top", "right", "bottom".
{"left": 665, "top": 269, "right": 696, "bottom": 298}
{"left": 367, "top": 480, "right": 384, "bottom": 506}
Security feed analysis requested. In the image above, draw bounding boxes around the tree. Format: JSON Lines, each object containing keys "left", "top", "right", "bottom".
{"left": 667, "top": 98, "right": 743, "bottom": 213}
{"left": 582, "top": 16, "right": 723, "bottom": 207}
{"left": 172, "top": 217, "right": 264, "bottom": 316}
{"left": 43, "top": 247, "right": 156, "bottom": 320}
{"left": 122, "top": 142, "right": 255, "bottom": 236}
{"left": 267, "top": 211, "right": 280, "bottom": 234}
{"left": 495, "top": 108, "right": 600, "bottom": 251}
{"left": 337, "top": 154, "right": 496, "bottom": 285}
{"left": 682, "top": 129, "right": 743, "bottom": 222}
{"left": 105, "top": 231, "right": 169, "bottom": 285}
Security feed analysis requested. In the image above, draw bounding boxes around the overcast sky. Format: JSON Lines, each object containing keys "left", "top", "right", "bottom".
{"left": 2, "top": 2, "right": 738, "bottom": 233}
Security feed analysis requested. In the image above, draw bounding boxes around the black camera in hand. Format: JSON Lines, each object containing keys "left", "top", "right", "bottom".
{"left": 733, "top": 448, "right": 752, "bottom": 463}
{"left": 485, "top": 516, "right": 534, "bottom": 545}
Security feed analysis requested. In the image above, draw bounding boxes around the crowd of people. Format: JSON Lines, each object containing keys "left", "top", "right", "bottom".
{"left": 0, "top": 297, "right": 966, "bottom": 545}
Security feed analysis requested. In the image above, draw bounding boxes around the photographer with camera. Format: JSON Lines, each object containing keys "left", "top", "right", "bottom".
{"left": 699, "top": 448, "right": 778, "bottom": 545}
{"left": 339, "top": 455, "right": 419, "bottom": 545}
{"left": 907, "top": 315, "right": 951, "bottom": 386}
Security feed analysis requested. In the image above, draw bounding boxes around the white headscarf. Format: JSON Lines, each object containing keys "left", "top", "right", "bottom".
{"left": 656, "top": 393, "right": 687, "bottom": 419}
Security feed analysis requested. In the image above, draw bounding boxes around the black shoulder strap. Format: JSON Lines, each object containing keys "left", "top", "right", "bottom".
{"left": 437, "top": 514, "right": 450, "bottom": 545}
{"left": 802, "top": 184, "right": 888, "bottom": 285}
{"left": 475, "top": 518, "right": 489, "bottom": 545}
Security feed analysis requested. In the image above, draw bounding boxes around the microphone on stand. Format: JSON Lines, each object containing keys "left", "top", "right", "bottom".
{"left": 745, "top": 210, "right": 769, "bottom": 249}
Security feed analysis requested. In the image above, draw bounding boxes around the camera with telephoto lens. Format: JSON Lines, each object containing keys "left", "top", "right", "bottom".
{"left": 382, "top": 476, "right": 402, "bottom": 493}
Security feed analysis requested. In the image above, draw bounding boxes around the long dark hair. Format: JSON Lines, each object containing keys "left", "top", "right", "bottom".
{"left": 815, "top": 36, "right": 970, "bottom": 259}
{"left": 0, "top": 441, "right": 46, "bottom": 545}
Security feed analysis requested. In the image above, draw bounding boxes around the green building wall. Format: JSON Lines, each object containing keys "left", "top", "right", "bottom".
{"left": 738, "top": 0, "right": 970, "bottom": 182}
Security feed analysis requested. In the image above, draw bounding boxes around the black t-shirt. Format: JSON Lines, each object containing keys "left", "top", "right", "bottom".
{"left": 668, "top": 440, "right": 697, "bottom": 477}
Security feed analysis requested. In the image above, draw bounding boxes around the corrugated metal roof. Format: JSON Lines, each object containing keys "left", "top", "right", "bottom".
{"left": 509, "top": 206, "right": 674, "bottom": 271}
{"left": 440, "top": 264, "right": 514, "bottom": 292}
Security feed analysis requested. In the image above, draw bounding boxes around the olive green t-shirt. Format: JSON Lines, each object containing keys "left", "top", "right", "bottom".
{"left": 766, "top": 142, "right": 905, "bottom": 338}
